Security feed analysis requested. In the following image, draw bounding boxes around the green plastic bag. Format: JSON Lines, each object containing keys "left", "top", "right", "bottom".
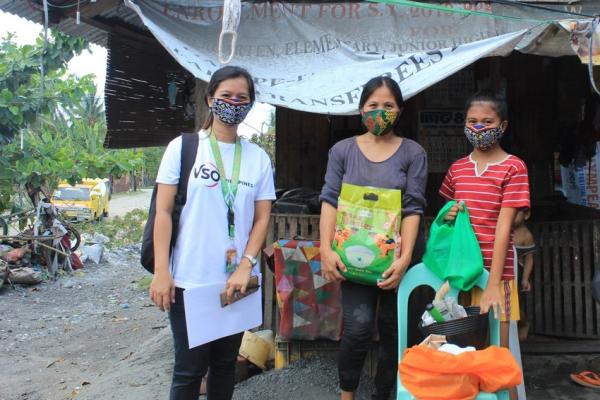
{"left": 422, "top": 201, "right": 484, "bottom": 291}
{"left": 333, "top": 183, "right": 401, "bottom": 286}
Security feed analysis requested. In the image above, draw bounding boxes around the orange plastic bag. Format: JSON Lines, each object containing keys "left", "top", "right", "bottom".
{"left": 399, "top": 345, "right": 522, "bottom": 400}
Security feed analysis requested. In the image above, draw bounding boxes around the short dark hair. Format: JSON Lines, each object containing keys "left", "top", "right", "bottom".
{"left": 202, "top": 66, "right": 255, "bottom": 129}
{"left": 465, "top": 91, "right": 508, "bottom": 120}
{"left": 358, "top": 76, "right": 404, "bottom": 110}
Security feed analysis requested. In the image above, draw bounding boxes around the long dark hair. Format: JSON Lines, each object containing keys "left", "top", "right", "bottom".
{"left": 359, "top": 76, "right": 405, "bottom": 135}
{"left": 202, "top": 66, "right": 256, "bottom": 130}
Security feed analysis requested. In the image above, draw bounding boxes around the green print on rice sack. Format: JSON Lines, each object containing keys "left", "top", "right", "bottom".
{"left": 333, "top": 183, "right": 402, "bottom": 285}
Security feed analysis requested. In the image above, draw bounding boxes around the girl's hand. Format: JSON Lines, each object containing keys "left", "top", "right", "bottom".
{"left": 226, "top": 260, "right": 253, "bottom": 300}
{"left": 150, "top": 271, "right": 176, "bottom": 312}
{"left": 521, "top": 279, "right": 531, "bottom": 292}
{"left": 480, "top": 284, "right": 503, "bottom": 319}
{"left": 444, "top": 202, "right": 464, "bottom": 222}
{"left": 321, "top": 247, "right": 346, "bottom": 282}
{"left": 378, "top": 257, "right": 409, "bottom": 290}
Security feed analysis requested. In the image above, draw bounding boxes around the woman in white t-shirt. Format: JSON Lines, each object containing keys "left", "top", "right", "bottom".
{"left": 150, "top": 66, "right": 275, "bottom": 400}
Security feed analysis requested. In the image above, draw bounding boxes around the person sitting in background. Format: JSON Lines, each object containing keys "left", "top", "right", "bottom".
{"left": 513, "top": 208, "right": 535, "bottom": 342}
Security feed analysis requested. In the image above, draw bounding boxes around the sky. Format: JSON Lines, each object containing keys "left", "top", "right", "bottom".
{"left": 0, "top": 10, "right": 273, "bottom": 139}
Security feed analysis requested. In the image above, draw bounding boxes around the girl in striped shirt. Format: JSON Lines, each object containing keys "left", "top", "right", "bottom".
{"left": 440, "top": 92, "right": 530, "bottom": 399}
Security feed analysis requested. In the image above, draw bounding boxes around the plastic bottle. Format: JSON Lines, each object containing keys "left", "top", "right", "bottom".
{"left": 427, "top": 303, "right": 446, "bottom": 323}
{"left": 433, "top": 299, "right": 452, "bottom": 320}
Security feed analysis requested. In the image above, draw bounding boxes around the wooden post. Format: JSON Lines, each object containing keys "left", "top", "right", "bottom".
{"left": 594, "top": 220, "right": 600, "bottom": 335}
{"left": 572, "top": 222, "right": 583, "bottom": 336}
{"left": 583, "top": 221, "right": 594, "bottom": 336}
{"left": 263, "top": 216, "right": 276, "bottom": 332}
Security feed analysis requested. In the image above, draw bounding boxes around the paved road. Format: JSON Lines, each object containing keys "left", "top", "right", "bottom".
{"left": 108, "top": 189, "right": 152, "bottom": 218}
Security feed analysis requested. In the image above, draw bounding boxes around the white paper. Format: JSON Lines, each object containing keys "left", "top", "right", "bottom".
{"left": 183, "top": 279, "right": 262, "bottom": 349}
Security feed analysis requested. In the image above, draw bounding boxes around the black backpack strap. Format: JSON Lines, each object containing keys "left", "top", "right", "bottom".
{"left": 177, "top": 132, "right": 199, "bottom": 205}
{"left": 170, "top": 132, "right": 199, "bottom": 248}
{"left": 140, "top": 132, "right": 199, "bottom": 273}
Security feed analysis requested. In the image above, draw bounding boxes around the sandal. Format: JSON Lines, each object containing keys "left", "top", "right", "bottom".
{"left": 570, "top": 371, "right": 600, "bottom": 390}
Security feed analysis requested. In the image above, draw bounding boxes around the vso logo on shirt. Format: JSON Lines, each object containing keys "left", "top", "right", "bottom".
{"left": 194, "top": 162, "right": 220, "bottom": 187}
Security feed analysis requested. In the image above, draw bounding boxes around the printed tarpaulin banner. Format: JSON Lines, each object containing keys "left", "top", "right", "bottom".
{"left": 561, "top": 20, "right": 600, "bottom": 65}
{"left": 125, "top": 0, "right": 529, "bottom": 114}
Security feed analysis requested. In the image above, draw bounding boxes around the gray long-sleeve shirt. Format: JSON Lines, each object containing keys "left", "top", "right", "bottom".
{"left": 319, "top": 137, "right": 428, "bottom": 216}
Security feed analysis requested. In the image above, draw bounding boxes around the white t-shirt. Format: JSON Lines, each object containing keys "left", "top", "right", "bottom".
{"left": 156, "top": 130, "right": 276, "bottom": 289}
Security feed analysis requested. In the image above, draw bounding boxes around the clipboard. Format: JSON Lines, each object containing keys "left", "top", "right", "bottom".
{"left": 220, "top": 275, "right": 260, "bottom": 307}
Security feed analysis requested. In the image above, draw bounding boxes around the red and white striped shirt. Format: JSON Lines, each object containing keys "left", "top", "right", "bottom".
{"left": 439, "top": 154, "right": 530, "bottom": 279}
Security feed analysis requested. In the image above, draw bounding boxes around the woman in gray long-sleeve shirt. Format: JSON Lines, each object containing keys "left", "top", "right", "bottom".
{"left": 319, "top": 76, "right": 427, "bottom": 400}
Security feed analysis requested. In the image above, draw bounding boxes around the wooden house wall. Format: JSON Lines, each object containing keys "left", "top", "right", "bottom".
{"left": 274, "top": 110, "right": 359, "bottom": 190}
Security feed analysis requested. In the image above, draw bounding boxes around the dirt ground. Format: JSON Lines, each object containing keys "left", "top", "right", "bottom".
{"left": 2, "top": 242, "right": 600, "bottom": 399}
{"left": 0, "top": 247, "right": 169, "bottom": 400}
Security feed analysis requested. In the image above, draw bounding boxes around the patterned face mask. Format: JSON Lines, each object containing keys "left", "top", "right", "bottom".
{"left": 464, "top": 124, "right": 505, "bottom": 150}
{"left": 361, "top": 110, "right": 399, "bottom": 136}
{"left": 211, "top": 98, "right": 252, "bottom": 125}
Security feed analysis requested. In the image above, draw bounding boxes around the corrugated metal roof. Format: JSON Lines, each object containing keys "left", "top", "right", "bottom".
{"left": 0, "top": 0, "right": 146, "bottom": 47}
{"left": 97, "top": 1, "right": 147, "bottom": 29}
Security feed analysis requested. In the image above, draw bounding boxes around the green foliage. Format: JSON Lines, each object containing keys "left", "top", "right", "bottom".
{"left": 250, "top": 130, "right": 275, "bottom": 165}
{"left": 249, "top": 108, "right": 275, "bottom": 165}
{"left": 0, "top": 31, "right": 87, "bottom": 144}
{"left": 0, "top": 33, "right": 143, "bottom": 212}
{"left": 0, "top": 100, "right": 143, "bottom": 210}
{"left": 80, "top": 208, "right": 148, "bottom": 249}
{"left": 139, "top": 146, "right": 165, "bottom": 184}
{"left": 68, "top": 90, "right": 105, "bottom": 126}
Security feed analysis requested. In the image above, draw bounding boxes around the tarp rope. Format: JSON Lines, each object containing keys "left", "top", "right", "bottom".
{"left": 218, "top": 0, "right": 241, "bottom": 64}
{"left": 490, "top": 0, "right": 596, "bottom": 19}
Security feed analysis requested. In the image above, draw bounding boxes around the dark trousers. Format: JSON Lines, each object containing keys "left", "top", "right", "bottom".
{"left": 338, "top": 281, "right": 398, "bottom": 400}
{"left": 169, "top": 288, "right": 243, "bottom": 400}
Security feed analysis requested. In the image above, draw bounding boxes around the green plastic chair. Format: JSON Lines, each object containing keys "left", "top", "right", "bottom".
{"left": 396, "top": 263, "right": 509, "bottom": 400}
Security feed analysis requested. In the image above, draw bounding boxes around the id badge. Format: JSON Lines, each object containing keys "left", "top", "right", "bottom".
{"left": 226, "top": 247, "right": 237, "bottom": 273}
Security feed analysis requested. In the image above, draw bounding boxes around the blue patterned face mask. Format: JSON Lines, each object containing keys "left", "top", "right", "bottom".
{"left": 464, "top": 124, "right": 504, "bottom": 151}
{"left": 211, "top": 98, "right": 252, "bottom": 125}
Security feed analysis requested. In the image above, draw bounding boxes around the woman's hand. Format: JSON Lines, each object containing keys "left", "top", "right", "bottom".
{"left": 150, "top": 271, "right": 175, "bottom": 312}
{"left": 378, "top": 256, "right": 409, "bottom": 290}
{"left": 320, "top": 247, "right": 346, "bottom": 282}
{"left": 225, "top": 259, "right": 253, "bottom": 300}
{"left": 444, "top": 202, "right": 464, "bottom": 222}
{"left": 480, "top": 284, "right": 502, "bottom": 319}
{"left": 521, "top": 279, "right": 531, "bottom": 292}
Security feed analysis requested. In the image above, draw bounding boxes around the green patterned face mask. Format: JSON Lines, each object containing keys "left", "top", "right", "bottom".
{"left": 361, "top": 109, "right": 399, "bottom": 136}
